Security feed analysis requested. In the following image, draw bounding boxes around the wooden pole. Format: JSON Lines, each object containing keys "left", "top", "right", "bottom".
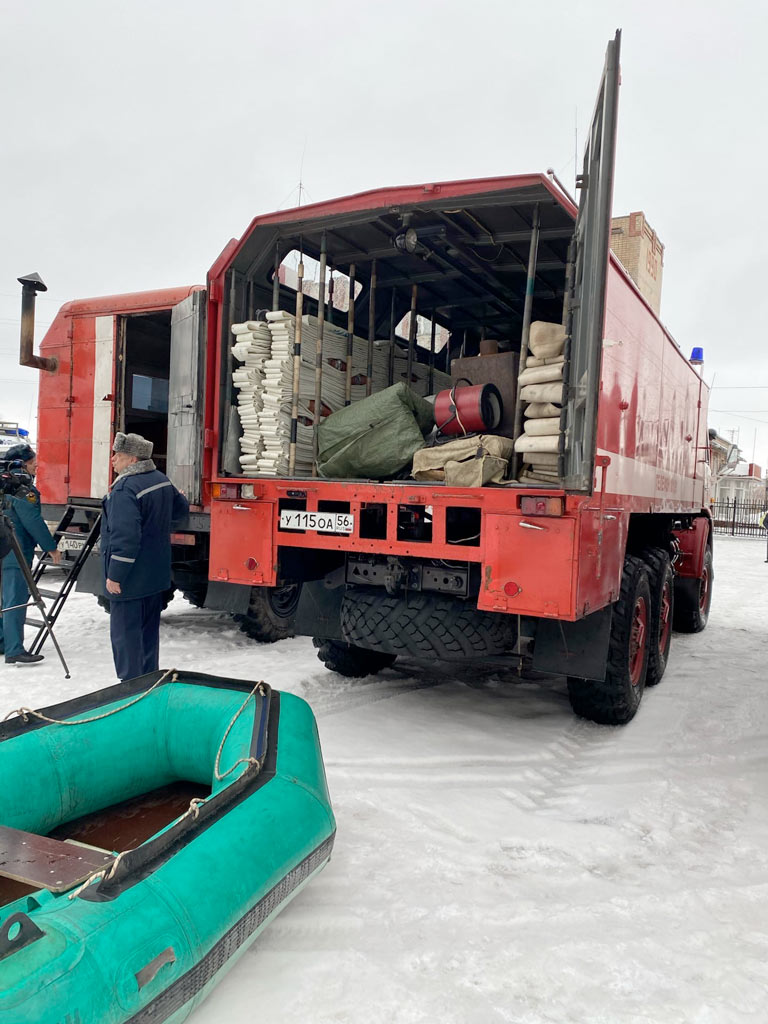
{"left": 406, "top": 284, "right": 418, "bottom": 390}
{"left": 344, "top": 262, "right": 356, "bottom": 406}
{"left": 312, "top": 233, "right": 328, "bottom": 476}
{"left": 366, "top": 260, "right": 377, "bottom": 397}
{"left": 288, "top": 247, "right": 304, "bottom": 475}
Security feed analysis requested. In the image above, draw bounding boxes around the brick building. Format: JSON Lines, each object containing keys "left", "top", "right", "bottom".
{"left": 611, "top": 212, "right": 665, "bottom": 316}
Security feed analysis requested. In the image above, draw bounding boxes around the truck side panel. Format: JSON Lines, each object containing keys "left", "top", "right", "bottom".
{"left": 595, "top": 258, "right": 708, "bottom": 512}
{"left": 36, "top": 315, "right": 72, "bottom": 506}
{"left": 476, "top": 513, "right": 576, "bottom": 618}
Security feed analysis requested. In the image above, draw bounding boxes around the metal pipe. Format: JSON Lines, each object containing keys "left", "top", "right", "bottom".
{"left": 388, "top": 289, "right": 396, "bottom": 387}
{"left": 406, "top": 284, "right": 418, "bottom": 389}
{"left": 344, "top": 262, "right": 356, "bottom": 406}
{"left": 510, "top": 205, "right": 541, "bottom": 480}
{"left": 288, "top": 249, "right": 305, "bottom": 476}
{"left": 312, "top": 234, "right": 328, "bottom": 476}
{"left": 327, "top": 266, "right": 334, "bottom": 326}
{"left": 18, "top": 273, "right": 57, "bottom": 373}
{"left": 428, "top": 313, "right": 436, "bottom": 394}
{"left": 272, "top": 245, "right": 281, "bottom": 311}
{"left": 366, "top": 259, "right": 377, "bottom": 397}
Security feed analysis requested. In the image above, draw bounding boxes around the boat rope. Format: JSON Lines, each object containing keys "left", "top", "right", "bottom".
{"left": 214, "top": 681, "right": 266, "bottom": 781}
{"left": 187, "top": 797, "right": 206, "bottom": 819}
{"left": 68, "top": 796, "right": 208, "bottom": 901}
{"left": 56, "top": 677, "right": 264, "bottom": 900}
{"left": 2, "top": 668, "right": 179, "bottom": 726}
{"left": 67, "top": 868, "right": 108, "bottom": 901}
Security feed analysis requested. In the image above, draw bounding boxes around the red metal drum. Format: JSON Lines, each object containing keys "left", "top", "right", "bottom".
{"left": 434, "top": 380, "right": 503, "bottom": 435}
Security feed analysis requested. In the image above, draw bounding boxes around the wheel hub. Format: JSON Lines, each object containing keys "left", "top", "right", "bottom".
{"left": 629, "top": 596, "right": 648, "bottom": 686}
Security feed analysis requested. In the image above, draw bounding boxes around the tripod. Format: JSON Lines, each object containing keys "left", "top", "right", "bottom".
{"left": 0, "top": 513, "right": 70, "bottom": 678}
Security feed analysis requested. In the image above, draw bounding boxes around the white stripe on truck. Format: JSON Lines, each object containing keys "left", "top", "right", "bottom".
{"left": 91, "top": 315, "right": 115, "bottom": 499}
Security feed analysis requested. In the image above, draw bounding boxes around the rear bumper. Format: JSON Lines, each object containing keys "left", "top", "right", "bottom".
{"left": 209, "top": 480, "right": 595, "bottom": 621}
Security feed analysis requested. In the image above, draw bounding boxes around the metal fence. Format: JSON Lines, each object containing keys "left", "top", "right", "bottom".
{"left": 711, "top": 499, "right": 767, "bottom": 537}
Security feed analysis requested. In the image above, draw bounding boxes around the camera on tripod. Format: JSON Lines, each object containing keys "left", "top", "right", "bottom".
{"left": 0, "top": 459, "right": 33, "bottom": 499}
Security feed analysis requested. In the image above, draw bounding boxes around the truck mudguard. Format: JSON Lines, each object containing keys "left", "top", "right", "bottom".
{"left": 673, "top": 515, "right": 711, "bottom": 579}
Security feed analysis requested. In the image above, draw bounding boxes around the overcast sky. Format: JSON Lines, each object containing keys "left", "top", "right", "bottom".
{"left": 2, "top": 0, "right": 766, "bottom": 468}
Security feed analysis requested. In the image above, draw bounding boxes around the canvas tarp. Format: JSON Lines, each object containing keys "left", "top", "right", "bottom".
{"left": 412, "top": 434, "right": 515, "bottom": 487}
{"left": 316, "top": 382, "right": 435, "bottom": 479}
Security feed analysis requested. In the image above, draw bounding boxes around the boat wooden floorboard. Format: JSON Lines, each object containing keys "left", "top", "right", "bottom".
{"left": 0, "top": 780, "right": 210, "bottom": 908}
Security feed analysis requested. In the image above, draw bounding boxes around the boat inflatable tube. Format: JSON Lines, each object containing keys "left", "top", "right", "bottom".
{"left": 0, "top": 670, "right": 336, "bottom": 1024}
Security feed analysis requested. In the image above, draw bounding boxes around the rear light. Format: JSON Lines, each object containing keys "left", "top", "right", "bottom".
{"left": 519, "top": 496, "right": 564, "bottom": 516}
{"left": 170, "top": 533, "right": 195, "bottom": 546}
{"left": 212, "top": 483, "right": 238, "bottom": 499}
{"left": 240, "top": 484, "right": 255, "bottom": 499}
{"left": 504, "top": 581, "right": 522, "bottom": 597}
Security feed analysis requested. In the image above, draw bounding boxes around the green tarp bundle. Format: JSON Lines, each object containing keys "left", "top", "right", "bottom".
{"left": 316, "top": 382, "right": 435, "bottom": 479}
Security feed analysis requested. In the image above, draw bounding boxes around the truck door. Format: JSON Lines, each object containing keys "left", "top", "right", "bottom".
{"left": 167, "top": 290, "right": 206, "bottom": 505}
{"left": 562, "top": 30, "right": 621, "bottom": 492}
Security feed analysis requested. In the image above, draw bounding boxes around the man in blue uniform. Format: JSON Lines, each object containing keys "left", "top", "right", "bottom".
{"left": 0, "top": 443, "right": 60, "bottom": 665}
{"left": 102, "top": 432, "right": 189, "bottom": 681}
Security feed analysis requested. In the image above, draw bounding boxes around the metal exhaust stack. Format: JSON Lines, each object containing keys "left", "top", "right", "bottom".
{"left": 18, "top": 273, "right": 57, "bottom": 373}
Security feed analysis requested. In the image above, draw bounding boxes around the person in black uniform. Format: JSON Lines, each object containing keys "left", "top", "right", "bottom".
{"left": 0, "top": 443, "right": 60, "bottom": 664}
{"left": 102, "top": 432, "right": 188, "bottom": 681}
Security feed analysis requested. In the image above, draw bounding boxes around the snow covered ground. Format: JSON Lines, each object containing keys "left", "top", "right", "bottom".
{"left": 3, "top": 536, "right": 767, "bottom": 1023}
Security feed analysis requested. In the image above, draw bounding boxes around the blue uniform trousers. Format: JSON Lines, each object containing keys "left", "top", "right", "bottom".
{"left": 1, "top": 566, "right": 31, "bottom": 658}
{"left": 109, "top": 592, "right": 164, "bottom": 682}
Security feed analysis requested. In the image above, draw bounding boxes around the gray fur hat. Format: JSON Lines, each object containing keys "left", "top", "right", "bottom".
{"left": 112, "top": 432, "right": 153, "bottom": 460}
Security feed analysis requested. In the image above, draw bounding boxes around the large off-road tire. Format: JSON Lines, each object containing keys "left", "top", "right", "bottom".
{"left": 567, "top": 556, "right": 651, "bottom": 726}
{"left": 340, "top": 587, "right": 514, "bottom": 660}
{"left": 640, "top": 547, "right": 674, "bottom": 687}
{"left": 673, "top": 546, "right": 713, "bottom": 633}
{"left": 182, "top": 583, "right": 208, "bottom": 609}
{"left": 313, "top": 638, "right": 396, "bottom": 678}
{"left": 235, "top": 583, "right": 302, "bottom": 642}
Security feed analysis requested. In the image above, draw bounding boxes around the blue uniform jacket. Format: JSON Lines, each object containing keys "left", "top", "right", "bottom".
{"left": 1, "top": 484, "right": 57, "bottom": 571}
{"left": 102, "top": 468, "right": 189, "bottom": 601}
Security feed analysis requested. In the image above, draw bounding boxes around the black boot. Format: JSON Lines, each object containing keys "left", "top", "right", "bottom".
{"left": 6, "top": 652, "right": 44, "bottom": 665}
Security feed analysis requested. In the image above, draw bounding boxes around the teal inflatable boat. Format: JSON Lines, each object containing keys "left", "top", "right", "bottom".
{"left": 0, "top": 670, "right": 335, "bottom": 1022}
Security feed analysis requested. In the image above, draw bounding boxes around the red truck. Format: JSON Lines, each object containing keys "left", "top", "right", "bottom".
{"left": 27, "top": 32, "right": 712, "bottom": 724}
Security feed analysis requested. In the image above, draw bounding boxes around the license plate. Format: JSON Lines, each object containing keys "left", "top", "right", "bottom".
{"left": 58, "top": 535, "right": 87, "bottom": 552}
{"left": 279, "top": 510, "right": 354, "bottom": 533}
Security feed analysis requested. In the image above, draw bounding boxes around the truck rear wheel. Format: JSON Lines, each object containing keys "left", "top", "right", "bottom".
{"left": 235, "top": 583, "right": 302, "bottom": 642}
{"left": 567, "top": 556, "right": 651, "bottom": 725}
{"left": 673, "top": 546, "right": 712, "bottom": 633}
{"left": 181, "top": 583, "right": 208, "bottom": 609}
{"left": 313, "top": 638, "right": 396, "bottom": 678}
{"left": 340, "top": 587, "right": 515, "bottom": 660}
{"left": 641, "top": 547, "right": 674, "bottom": 687}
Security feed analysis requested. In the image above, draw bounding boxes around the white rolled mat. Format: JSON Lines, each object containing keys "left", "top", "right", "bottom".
{"left": 523, "top": 416, "right": 561, "bottom": 437}
{"left": 522, "top": 451, "right": 559, "bottom": 466}
{"left": 514, "top": 433, "right": 560, "bottom": 454}
{"left": 520, "top": 381, "right": 565, "bottom": 404}
{"left": 524, "top": 401, "right": 561, "bottom": 419}
{"left": 518, "top": 362, "right": 564, "bottom": 387}
{"left": 528, "top": 321, "right": 566, "bottom": 360}
{"left": 526, "top": 354, "right": 565, "bottom": 368}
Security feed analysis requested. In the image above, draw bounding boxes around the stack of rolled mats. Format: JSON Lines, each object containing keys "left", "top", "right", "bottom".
{"left": 513, "top": 321, "right": 566, "bottom": 483}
